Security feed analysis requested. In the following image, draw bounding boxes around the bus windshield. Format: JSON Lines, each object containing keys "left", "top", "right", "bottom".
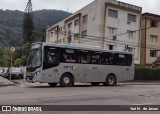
{"left": 27, "top": 49, "right": 42, "bottom": 69}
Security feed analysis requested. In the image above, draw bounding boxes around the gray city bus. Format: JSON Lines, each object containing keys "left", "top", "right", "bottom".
{"left": 26, "top": 42, "right": 134, "bottom": 87}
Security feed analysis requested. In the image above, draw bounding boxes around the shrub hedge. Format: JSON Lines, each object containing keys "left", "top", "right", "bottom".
{"left": 134, "top": 67, "right": 160, "bottom": 80}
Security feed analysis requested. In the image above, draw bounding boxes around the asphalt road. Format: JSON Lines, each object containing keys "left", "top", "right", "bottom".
{"left": 0, "top": 81, "right": 160, "bottom": 114}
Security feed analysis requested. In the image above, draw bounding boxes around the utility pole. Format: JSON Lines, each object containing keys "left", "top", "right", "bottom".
{"left": 23, "top": 0, "right": 34, "bottom": 45}
{"left": 10, "top": 47, "right": 15, "bottom": 81}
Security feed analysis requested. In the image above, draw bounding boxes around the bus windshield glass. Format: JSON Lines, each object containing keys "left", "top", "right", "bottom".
{"left": 27, "top": 44, "right": 42, "bottom": 70}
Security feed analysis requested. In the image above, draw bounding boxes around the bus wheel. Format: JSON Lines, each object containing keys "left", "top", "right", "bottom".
{"left": 48, "top": 83, "right": 58, "bottom": 87}
{"left": 90, "top": 82, "right": 100, "bottom": 86}
{"left": 106, "top": 74, "right": 116, "bottom": 86}
{"left": 60, "top": 74, "right": 74, "bottom": 87}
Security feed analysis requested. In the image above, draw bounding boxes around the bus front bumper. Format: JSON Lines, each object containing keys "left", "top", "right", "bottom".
{"left": 26, "top": 76, "right": 34, "bottom": 82}
{"left": 26, "top": 75, "right": 40, "bottom": 83}
{"left": 26, "top": 74, "right": 45, "bottom": 83}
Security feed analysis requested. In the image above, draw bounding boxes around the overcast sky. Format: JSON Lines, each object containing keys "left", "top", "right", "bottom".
{"left": 0, "top": 0, "right": 160, "bottom": 14}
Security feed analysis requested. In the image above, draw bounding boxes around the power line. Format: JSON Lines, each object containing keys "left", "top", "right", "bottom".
{"left": 55, "top": 29, "right": 160, "bottom": 51}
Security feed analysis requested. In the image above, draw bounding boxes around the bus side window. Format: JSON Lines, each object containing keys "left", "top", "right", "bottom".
{"left": 80, "top": 50, "right": 90, "bottom": 64}
{"left": 43, "top": 46, "right": 60, "bottom": 70}
{"left": 91, "top": 52, "right": 101, "bottom": 64}
{"left": 44, "top": 50, "right": 55, "bottom": 63}
{"left": 63, "top": 49, "right": 76, "bottom": 63}
{"left": 103, "top": 52, "right": 113, "bottom": 65}
{"left": 113, "top": 53, "right": 125, "bottom": 66}
{"left": 125, "top": 54, "right": 132, "bottom": 66}
{"left": 75, "top": 50, "right": 81, "bottom": 63}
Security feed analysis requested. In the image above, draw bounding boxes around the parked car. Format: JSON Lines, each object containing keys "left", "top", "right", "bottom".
{"left": 0, "top": 67, "right": 8, "bottom": 77}
{"left": 3, "top": 67, "right": 9, "bottom": 77}
{"left": 0, "top": 67, "right": 3, "bottom": 76}
{"left": 5, "top": 67, "right": 23, "bottom": 79}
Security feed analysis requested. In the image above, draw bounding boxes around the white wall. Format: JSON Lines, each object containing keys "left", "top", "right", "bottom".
{"left": 104, "top": 6, "right": 141, "bottom": 64}
{"left": 46, "top": 0, "right": 141, "bottom": 64}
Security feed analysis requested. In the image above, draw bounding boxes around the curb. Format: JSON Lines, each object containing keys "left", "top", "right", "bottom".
{"left": 0, "top": 83, "right": 17, "bottom": 87}
{"left": 11, "top": 80, "right": 21, "bottom": 85}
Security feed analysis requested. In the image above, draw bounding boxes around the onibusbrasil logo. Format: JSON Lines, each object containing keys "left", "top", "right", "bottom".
{"left": 2, "top": 106, "right": 42, "bottom": 112}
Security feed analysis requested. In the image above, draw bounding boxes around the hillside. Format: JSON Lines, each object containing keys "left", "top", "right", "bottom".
{"left": 0, "top": 9, "right": 71, "bottom": 46}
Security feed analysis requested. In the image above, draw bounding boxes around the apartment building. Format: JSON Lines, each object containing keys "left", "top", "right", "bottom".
{"left": 141, "top": 13, "right": 160, "bottom": 65}
{"left": 46, "top": 0, "right": 142, "bottom": 64}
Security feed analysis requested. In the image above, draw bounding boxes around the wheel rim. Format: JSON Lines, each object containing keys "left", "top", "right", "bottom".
{"left": 63, "top": 77, "right": 70, "bottom": 84}
{"left": 108, "top": 77, "right": 114, "bottom": 85}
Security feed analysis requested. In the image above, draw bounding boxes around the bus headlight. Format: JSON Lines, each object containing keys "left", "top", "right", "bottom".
{"left": 34, "top": 71, "right": 40, "bottom": 77}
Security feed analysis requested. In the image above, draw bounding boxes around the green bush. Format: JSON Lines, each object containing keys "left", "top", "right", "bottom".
{"left": 135, "top": 67, "right": 160, "bottom": 80}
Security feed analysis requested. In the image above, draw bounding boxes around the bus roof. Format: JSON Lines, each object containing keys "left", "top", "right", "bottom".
{"left": 33, "top": 42, "right": 133, "bottom": 55}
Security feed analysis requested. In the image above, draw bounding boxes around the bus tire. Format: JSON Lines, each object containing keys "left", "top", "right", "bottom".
{"left": 90, "top": 82, "right": 100, "bottom": 86}
{"left": 60, "top": 73, "right": 74, "bottom": 87}
{"left": 106, "top": 74, "right": 116, "bottom": 86}
{"left": 48, "top": 83, "right": 58, "bottom": 87}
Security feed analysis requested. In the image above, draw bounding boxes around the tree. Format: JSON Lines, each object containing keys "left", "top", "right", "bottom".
{"left": 21, "top": 43, "right": 30, "bottom": 66}
{"left": 23, "top": 12, "right": 34, "bottom": 45}
{"left": 14, "top": 58, "right": 22, "bottom": 67}
{"left": 23, "top": 0, "right": 34, "bottom": 45}
{"left": 32, "top": 28, "right": 46, "bottom": 43}
{"left": 21, "top": 0, "right": 34, "bottom": 66}
{"left": 0, "top": 46, "right": 10, "bottom": 67}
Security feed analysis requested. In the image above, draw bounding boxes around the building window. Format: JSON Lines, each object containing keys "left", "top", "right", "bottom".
{"left": 82, "top": 30, "right": 87, "bottom": 38}
{"left": 128, "top": 30, "right": 136, "bottom": 38}
{"left": 60, "top": 27, "right": 63, "bottom": 31}
{"left": 128, "top": 14, "right": 136, "bottom": 22}
{"left": 74, "top": 19, "right": 79, "bottom": 26}
{"left": 67, "top": 30, "right": 72, "bottom": 43}
{"left": 55, "top": 30, "right": 58, "bottom": 34}
{"left": 60, "top": 39, "right": 62, "bottom": 43}
{"left": 68, "top": 22, "right": 72, "bottom": 29}
{"left": 57, "top": 40, "right": 60, "bottom": 43}
{"left": 108, "top": 9, "right": 118, "bottom": 18}
{"left": 74, "top": 34, "right": 79, "bottom": 40}
{"left": 150, "top": 35, "right": 158, "bottom": 43}
{"left": 150, "top": 50, "right": 157, "bottom": 57}
{"left": 51, "top": 32, "right": 54, "bottom": 37}
{"left": 109, "top": 45, "right": 113, "bottom": 50}
{"left": 83, "top": 15, "right": 88, "bottom": 24}
{"left": 108, "top": 27, "right": 117, "bottom": 34}
{"left": 128, "top": 47, "right": 135, "bottom": 55}
{"left": 150, "top": 20, "right": 158, "bottom": 27}
{"left": 106, "top": 44, "right": 117, "bottom": 50}
{"left": 63, "top": 38, "right": 65, "bottom": 43}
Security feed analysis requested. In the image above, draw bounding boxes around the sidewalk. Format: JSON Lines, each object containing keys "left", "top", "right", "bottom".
{"left": 0, "top": 76, "right": 16, "bottom": 86}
